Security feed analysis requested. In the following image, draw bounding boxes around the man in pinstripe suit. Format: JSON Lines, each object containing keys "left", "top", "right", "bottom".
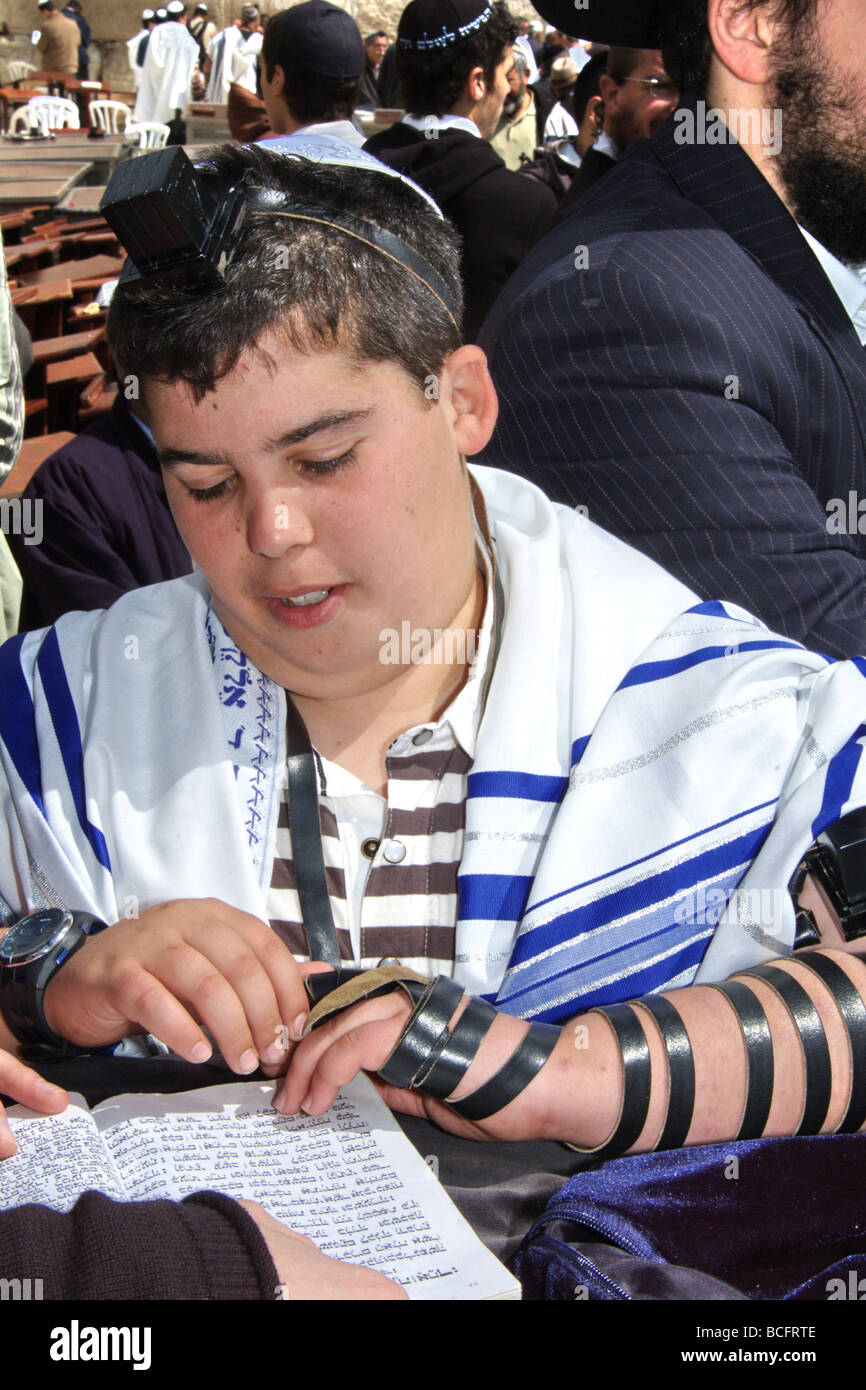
{"left": 480, "top": 0, "right": 866, "bottom": 659}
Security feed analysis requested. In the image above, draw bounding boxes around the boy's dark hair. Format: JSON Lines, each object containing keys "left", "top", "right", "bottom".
{"left": 396, "top": 1, "right": 518, "bottom": 117}
{"left": 106, "top": 142, "right": 463, "bottom": 401}
{"left": 653, "top": 0, "right": 819, "bottom": 95}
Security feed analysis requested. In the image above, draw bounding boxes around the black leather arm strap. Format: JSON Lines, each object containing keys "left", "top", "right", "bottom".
{"left": 633, "top": 994, "right": 695, "bottom": 1151}
{"left": 566, "top": 1003, "right": 652, "bottom": 1160}
{"left": 739, "top": 964, "right": 832, "bottom": 1135}
{"left": 377, "top": 974, "right": 465, "bottom": 1089}
{"left": 285, "top": 699, "right": 341, "bottom": 968}
{"left": 417, "top": 994, "right": 498, "bottom": 1098}
{"left": 706, "top": 981, "right": 775, "bottom": 1140}
{"left": 445, "top": 1020, "right": 560, "bottom": 1122}
{"left": 301, "top": 966, "right": 560, "bottom": 1121}
{"left": 789, "top": 952, "right": 866, "bottom": 1134}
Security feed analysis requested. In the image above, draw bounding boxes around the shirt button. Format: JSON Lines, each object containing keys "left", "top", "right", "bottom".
{"left": 361, "top": 838, "right": 380, "bottom": 859}
{"left": 382, "top": 839, "right": 406, "bottom": 863}
{"left": 412, "top": 729, "right": 433, "bottom": 745}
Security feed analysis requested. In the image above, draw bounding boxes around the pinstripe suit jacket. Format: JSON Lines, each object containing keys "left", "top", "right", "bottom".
{"left": 479, "top": 95, "right": 866, "bottom": 659}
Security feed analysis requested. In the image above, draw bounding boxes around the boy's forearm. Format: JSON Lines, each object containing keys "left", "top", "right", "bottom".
{"left": 543, "top": 946, "right": 866, "bottom": 1151}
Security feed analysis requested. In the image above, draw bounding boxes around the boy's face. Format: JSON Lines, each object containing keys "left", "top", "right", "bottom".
{"left": 146, "top": 336, "right": 482, "bottom": 701}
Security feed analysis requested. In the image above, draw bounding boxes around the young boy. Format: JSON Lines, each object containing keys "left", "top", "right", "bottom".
{"left": 1, "top": 137, "right": 865, "bottom": 1171}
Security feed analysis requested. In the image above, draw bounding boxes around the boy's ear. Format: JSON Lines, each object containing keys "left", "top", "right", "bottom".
{"left": 439, "top": 345, "right": 499, "bottom": 456}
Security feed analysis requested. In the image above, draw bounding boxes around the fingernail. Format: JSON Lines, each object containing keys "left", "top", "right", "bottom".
{"left": 239, "top": 1049, "right": 258, "bottom": 1074}
{"left": 263, "top": 1041, "right": 285, "bottom": 1064}
{"left": 272, "top": 1086, "right": 285, "bottom": 1112}
{"left": 300, "top": 1090, "right": 314, "bottom": 1113}
{"left": 289, "top": 1013, "right": 306, "bottom": 1041}
{"left": 191, "top": 1041, "right": 212, "bottom": 1062}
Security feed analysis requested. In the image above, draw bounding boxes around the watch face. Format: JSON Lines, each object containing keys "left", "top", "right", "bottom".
{"left": 0, "top": 909, "right": 74, "bottom": 966}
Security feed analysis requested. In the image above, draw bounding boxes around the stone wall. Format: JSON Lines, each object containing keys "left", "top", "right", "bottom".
{"left": 2, "top": 0, "right": 538, "bottom": 103}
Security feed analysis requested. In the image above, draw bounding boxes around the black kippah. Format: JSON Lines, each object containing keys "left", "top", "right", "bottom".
{"left": 397, "top": 0, "right": 495, "bottom": 51}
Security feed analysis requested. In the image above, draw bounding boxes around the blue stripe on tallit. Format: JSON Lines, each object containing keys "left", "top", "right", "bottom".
{"left": 810, "top": 721, "right": 866, "bottom": 840}
{"left": 36, "top": 628, "right": 111, "bottom": 872}
{"left": 466, "top": 769, "right": 568, "bottom": 802}
{"left": 500, "top": 910, "right": 718, "bottom": 1011}
{"left": 570, "top": 733, "right": 590, "bottom": 766}
{"left": 525, "top": 799, "right": 778, "bottom": 919}
{"left": 458, "top": 872, "right": 534, "bottom": 922}
{"left": 0, "top": 633, "right": 45, "bottom": 816}
{"left": 505, "top": 822, "right": 771, "bottom": 969}
{"left": 685, "top": 600, "right": 732, "bottom": 618}
{"left": 618, "top": 639, "right": 806, "bottom": 691}
{"left": 518, "top": 935, "right": 713, "bottom": 1024}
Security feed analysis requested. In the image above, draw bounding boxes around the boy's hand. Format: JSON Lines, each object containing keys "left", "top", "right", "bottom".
{"left": 273, "top": 990, "right": 557, "bottom": 1143}
{"left": 0, "top": 1048, "right": 68, "bottom": 1159}
{"left": 42, "top": 899, "right": 314, "bottom": 1076}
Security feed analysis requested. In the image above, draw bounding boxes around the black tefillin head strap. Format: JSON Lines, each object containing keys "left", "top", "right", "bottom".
{"left": 99, "top": 146, "right": 460, "bottom": 329}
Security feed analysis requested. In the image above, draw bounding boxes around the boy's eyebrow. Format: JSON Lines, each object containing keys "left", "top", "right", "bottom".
{"left": 159, "top": 409, "right": 375, "bottom": 468}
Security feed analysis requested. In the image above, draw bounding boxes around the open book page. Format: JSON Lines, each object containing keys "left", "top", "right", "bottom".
{"left": 1, "top": 1096, "right": 128, "bottom": 1212}
{"left": 92, "top": 1075, "right": 518, "bottom": 1300}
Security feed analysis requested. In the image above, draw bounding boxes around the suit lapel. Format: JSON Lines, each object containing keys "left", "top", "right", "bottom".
{"left": 649, "top": 93, "right": 866, "bottom": 456}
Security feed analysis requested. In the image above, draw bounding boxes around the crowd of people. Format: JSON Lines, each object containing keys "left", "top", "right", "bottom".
{"left": 1, "top": 0, "right": 865, "bottom": 1304}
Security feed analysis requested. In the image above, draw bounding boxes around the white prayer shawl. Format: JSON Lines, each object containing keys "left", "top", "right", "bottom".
{"left": 206, "top": 26, "right": 260, "bottom": 102}
{"left": 3, "top": 466, "right": 866, "bottom": 1024}
{"left": 133, "top": 20, "right": 198, "bottom": 125}
{"left": 126, "top": 28, "right": 148, "bottom": 89}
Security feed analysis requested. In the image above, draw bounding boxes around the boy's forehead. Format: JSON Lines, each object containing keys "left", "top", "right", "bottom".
{"left": 142, "top": 339, "right": 436, "bottom": 449}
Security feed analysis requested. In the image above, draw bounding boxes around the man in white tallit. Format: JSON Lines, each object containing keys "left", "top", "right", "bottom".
{"left": 1, "top": 137, "right": 866, "bottom": 1167}
{"left": 206, "top": 4, "right": 263, "bottom": 102}
{"left": 133, "top": 0, "right": 199, "bottom": 139}
{"left": 126, "top": 8, "right": 156, "bottom": 89}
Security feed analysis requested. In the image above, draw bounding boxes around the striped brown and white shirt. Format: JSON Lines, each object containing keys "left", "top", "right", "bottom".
{"left": 266, "top": 538, "right": 495, "bottom": 979}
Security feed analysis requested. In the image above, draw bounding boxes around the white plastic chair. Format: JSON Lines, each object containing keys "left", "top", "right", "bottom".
{"left": 4, "top": 61, "right": 37, "bottom": 85}
{"left": 8, "top": 107, "right": 37, "bottom": 135}
{"left": 25, "top": 96, "right": 81, "bottom": 133}
{"left": 88, "top": 99, "right": 132, "bottom": 134}
{"left": 125, "top": 121, "right": 170, "bottom": 151}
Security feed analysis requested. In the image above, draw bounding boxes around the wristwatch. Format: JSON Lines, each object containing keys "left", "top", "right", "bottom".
{"left": 0, "top": 907, "right": 108, "bottom": 1054}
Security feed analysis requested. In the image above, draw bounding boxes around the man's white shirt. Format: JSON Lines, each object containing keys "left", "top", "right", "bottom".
{"left": 800, "top": 225, "right": 866, "bottom": 347}
{"left": 133, "top": 20, "right": 198, "bottom": 124}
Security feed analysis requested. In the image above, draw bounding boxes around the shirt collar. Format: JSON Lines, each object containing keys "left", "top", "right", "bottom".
{"left": 593, "top": 128, "right": 620, "bottom": 161}
{"left": 402, "top": 112, "right": 482, "bottom": 139}
{"left": 799, "top": 225, "right": 866, "bottom": 347}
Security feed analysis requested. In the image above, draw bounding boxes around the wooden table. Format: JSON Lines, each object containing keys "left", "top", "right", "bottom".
{"left": 56, "top": 184, "right": 107, "bottom": 213}
{"left": 0, "top": 133, "right": 126, "bottom": 181}
{"left": 0, "top": 162, "right": 93, "bottom": 181}
{"left": 0, "top": 166, "right": 92, "bottom": 206}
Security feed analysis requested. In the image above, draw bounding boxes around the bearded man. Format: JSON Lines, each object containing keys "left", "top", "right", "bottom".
{"left": 480, "top": 0, "right": 866, "bottom": 660}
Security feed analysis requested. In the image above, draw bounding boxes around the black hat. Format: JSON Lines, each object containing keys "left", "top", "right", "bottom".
{"left": 531, "top": 0, "right": 663, "bottom": 48}
{"left": 397, "top": 0, "right": 497, "bottom": 51}
{"left": 270, "top": 0, "right": 365, "bottom": 76}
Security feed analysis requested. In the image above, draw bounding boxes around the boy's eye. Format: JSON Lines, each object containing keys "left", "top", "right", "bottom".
{"left": 185, "top": 478, "right": 234, "bottom": 503}
{"left": 296, "top": 448, "right": 357, "bottom": 478}
{"left": 179, "top": 447, "right": 357, "bottom": 500}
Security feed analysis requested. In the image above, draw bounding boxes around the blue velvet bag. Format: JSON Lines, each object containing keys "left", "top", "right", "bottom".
{"left": 514, "top": 1134, "right": 866, "bottom": 1300}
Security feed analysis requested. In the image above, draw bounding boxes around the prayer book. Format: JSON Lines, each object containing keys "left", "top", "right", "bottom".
{"left": 1, "top": 1075, "right": 521, "bottom": 1300}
